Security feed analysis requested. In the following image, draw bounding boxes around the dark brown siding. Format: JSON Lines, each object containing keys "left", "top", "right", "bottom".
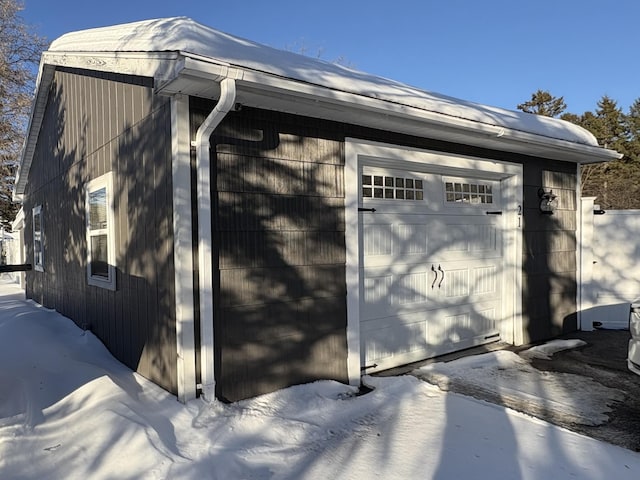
{"left": 23, "top": 68, "right": 177, "bottom": 394}
{"left": 191, "top": 102, "right": 348, "bottom": 401}
{"left": 521, "top": 162, "right": 578, "bottom": 342}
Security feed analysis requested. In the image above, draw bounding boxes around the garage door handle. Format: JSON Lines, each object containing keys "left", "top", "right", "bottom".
{"left": 431, "top": 265, "right": 438, "bottom": 288}
{"left": 438, "top": 265, "right": 445, "bottom": 288}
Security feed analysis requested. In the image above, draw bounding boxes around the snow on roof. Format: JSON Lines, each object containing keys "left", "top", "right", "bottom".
{"left": 49, "top": 17, "right": 598, "bottom": 146}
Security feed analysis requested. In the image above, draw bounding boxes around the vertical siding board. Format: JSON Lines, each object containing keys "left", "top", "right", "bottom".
{"left": 521, "top": 161, "right": 577, "bottom": 342}
{"left": 204, "top": 105, "right": 348, "bottom": 401}
{"left": 23, "top": 68, "right": 177, "bottom": 395}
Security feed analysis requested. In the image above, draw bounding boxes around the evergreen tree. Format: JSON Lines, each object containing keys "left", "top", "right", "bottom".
{"left": 593, "top": 96, "right": 627, "bottom": 152}
{"left": 579, "top": 96, "right": 639, "bottom": 208}
{"left": 520, "top": 90, "right": 640, "bottom": 209}
{"left": 624, "top": 98, "right": 640, "bottom": 162}
{"left": 517, "top": 90, "right": 567, "bottom": 117}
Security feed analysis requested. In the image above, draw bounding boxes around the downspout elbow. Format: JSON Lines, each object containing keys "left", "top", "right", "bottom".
{"left": 195, "top": 78, "right": 237, "bottom": 161}
{"left": 196, "top": 78, "right": 237, "bottom": 401}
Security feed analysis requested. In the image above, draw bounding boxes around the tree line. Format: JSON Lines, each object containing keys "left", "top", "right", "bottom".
{"left": 518, "top": 90, "right": 640, "bottom": 209}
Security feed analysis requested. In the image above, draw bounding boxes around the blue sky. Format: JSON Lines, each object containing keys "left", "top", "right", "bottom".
{"left": 20, "top": 0, "right": 639, "bottom": 115}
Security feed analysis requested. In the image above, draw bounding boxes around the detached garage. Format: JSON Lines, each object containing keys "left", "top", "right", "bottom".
{"left": 14, "top": 17, "right": 620, "bottom": 402}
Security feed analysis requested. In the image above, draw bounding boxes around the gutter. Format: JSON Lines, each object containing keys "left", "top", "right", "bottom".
{"left": 195, "top": 77, "right": 237, "bottom": 401}
{"left": 160, "top": 55, "right": 621, "bottom": 164}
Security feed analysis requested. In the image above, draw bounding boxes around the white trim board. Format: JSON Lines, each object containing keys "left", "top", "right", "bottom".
{"left": 344, "top": 138, "right": 523, "bottom": 382}
{"left": 171, "top": 94, "right": 197, "bottom": 402}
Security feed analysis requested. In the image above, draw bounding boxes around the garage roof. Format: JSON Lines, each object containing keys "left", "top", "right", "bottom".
{"left": 15, "top": 17, "right": 621, "bottom": 198}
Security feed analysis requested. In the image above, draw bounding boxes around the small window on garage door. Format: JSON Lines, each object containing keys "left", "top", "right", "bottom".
{"left": 443, "top": 176, "right": 499, "bottom": 206}
{"left": 362, "top": 171, "right": 425, "bottom": 201}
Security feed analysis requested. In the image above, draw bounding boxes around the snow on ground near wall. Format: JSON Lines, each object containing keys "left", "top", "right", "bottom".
{"left": 519, "top": 339, "right": 588, "bottom": 360}
{"left": 0, "top": 280, "right": 639, "bottom": 480}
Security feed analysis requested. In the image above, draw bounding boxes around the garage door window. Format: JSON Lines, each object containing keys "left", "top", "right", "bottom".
{"left": 444, "top": 179, "right": 494, "bottom": 205}
{"left": 362, "top": 174, "right": 424, "bottom": 200}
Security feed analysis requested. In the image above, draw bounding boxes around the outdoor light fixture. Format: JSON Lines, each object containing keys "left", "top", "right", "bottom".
{"left": 538, "top": 188, "right": 558, "bottom": 214}
{"left": 593, "top": 204, "right": 606, "bottom": 215}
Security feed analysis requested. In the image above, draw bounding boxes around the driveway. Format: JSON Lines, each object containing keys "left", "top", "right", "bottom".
{"left": 523, "top": 330, "right": 640, "bottom": 452}
{"left": 379, "top": 330, "right": 640, "bottom": 452}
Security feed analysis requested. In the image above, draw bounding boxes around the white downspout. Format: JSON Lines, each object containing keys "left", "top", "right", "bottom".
{"left": 196, "top": 78, "right": 237, "bottom": 400}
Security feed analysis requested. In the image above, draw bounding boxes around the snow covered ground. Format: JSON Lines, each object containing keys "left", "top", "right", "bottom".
{"left": 1, "top": 279, "right": 639, "bottom": 479}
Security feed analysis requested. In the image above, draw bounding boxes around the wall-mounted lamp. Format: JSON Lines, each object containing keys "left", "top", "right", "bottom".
{"left": 538, "top": 188, "right": 558, "bottom": 214}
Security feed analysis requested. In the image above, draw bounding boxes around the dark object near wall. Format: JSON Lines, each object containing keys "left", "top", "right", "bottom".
{"left": 0, "top": 263, "right": 32, "bottom": 273}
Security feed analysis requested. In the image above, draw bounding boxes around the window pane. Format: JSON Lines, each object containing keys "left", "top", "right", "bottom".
{"left": 34, "top": 213, "right": 41, "bottom": 233}
{"left": 91, "top": 234, "right": 109, "bottom": 278}
{"left": 89, "top": 188, "right": 108, "bottom": 230}
{"left": 362, "top": 175, "right": 372, "bottom": 186}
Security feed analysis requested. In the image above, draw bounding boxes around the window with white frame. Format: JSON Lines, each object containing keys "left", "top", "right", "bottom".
{"left": 86, "top": 173, "right": 116, "bottom": 290}
{"left": 32, "top": 205, "right": 43, "bottom": 271}
{"left": 443, "top": 177, "right": 497, "bottom": 205}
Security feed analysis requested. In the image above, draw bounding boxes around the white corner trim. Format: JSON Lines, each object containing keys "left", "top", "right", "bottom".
{"left": 502, "top": 172, "right": 524, "bottom": 346}
{"left": 171, "top": 94, "right": 197, "bottom": 402}
{"left": 578, "top": 195, "right": 597, "bottom": 331}
{"left": 197, "top": 78, "right": 237, "bottom": 401}
{"left": 344, "top": 141, "right": 362, "bottom": 386}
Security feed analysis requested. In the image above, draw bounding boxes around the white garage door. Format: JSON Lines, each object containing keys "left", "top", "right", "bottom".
{"left": 359, "top": 166, "right": 505, "bottom": 371}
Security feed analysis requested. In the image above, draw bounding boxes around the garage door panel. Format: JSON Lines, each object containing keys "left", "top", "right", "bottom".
{"left": 361, "top": 316, "right": 428, "bottom": 367}
{"left": 362, "top": 215, "right": 430, "bottom": 266}
{"left": 361, "top": 301, "right": 501, "bottom": 369}
{"left": 430, "top": 218, "right": 502, "bottom": 261}
{"left": 361, "top": 265, "right": 433, "bottom": 320}
{"left": 362, "top": 214, "right": 501, "bottom": 267}
{"left": 359, "top": 165, "right": 508, "bottom": 372}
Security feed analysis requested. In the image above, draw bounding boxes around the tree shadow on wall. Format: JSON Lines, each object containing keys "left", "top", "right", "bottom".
{"left": 200, "top": 105, "right": 349, "bottom": 402}
{"left": 31, "top": 71, "right": 178, "bottom": 398}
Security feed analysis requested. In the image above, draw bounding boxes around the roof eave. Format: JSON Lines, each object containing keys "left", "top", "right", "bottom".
{"left": 159, "top": 55, "right": 622, "bottom": 165}
{"left": 16, "top": 50, "right": 621, "bottom": 199}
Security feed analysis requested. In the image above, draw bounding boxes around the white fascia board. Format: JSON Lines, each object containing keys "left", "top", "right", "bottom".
{"left": 174, "top": 56, "right": 621, "bottom": 164}
{"left": 239, "top": 77, "right": 620, "bottom": 164}
{"left": 40, "top": 50, "right": 181, "bottom": 80}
